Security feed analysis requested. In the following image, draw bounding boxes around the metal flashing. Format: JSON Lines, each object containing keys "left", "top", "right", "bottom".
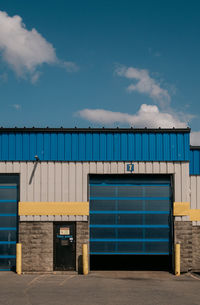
{"left": 0, "top": 127, "right": 191, "bottom": 133}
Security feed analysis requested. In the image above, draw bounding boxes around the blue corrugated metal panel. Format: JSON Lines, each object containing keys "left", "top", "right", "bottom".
{"left": 44, "top": 133, "right": 50, "bottom": 160}
{"left": 0, "top": 130, "right": 190, "bottom": 161}
{"left": 8, "top": 134, "right": 15, "bottom": 161}
{"left": 190, "top": 149, "right": 200, "bottom": 175}
{"left": 86, "top": 133, "right": 92, "bottom": 161}
{"left": 114, "top": 133, "right": 120, "bottom": 161}
{"left": 170, "top": 133, "right": 177, "bottom": 160}
{"left": 142, "top": 133, "right": 148, "bottom": 160}
{"left": 100, "top": 133, "right": 106, "bottom": 160}
{"left": 29, "top": 133, "right": 36, "bottom": 161}
{"left": 23, "top": 133, "right": 29, "bottom": 161}
{"left": 107, "top": 133, "right": 114, "bottom": 161}
{"left": 93, "top": 133, "right": 100, "bottom": 161}
{"left": 65, "top": 133, "right": 71, "bottom": 160}
{"left": 184, "top": 133, "right": 190, "bottom": 160}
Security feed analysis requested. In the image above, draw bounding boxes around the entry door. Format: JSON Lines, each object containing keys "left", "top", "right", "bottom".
{"left": 90, "top": 175, "right": 172, "bottom": 256}
{"left": 53, "top": 223, "right": 76, "bottom": 271}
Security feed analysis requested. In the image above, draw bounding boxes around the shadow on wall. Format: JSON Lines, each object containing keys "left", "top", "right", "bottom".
{"left": 78, "top": 255, "right": 83, "bottom": 274}
{"left": 29, "top": 162, "right": 38, "bottom": 185}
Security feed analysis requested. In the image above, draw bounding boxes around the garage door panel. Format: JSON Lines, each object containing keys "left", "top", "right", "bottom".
{"left": 117, "top": 242, "right": 143, "bottom": 253}
{"left": 118, "top": 200, "right": 143, "bottom": 211}
{"left": 0, "top": 180, "right": 18, "bottom": 271}
{"left": 145, "top": 214, "right": 169, "bottom": 225}
{"left": 145, "top": 228, "right": 170, "bottom": 239}
{"left": 0, "top": 216, "right": 17, "bottom": 227}
{"left": 90, "top": 175, "right": 172, "bottom": 256}
{"left": 0, "top": 258, "right": 16, "bottom": 270}
{"left": 117, "top": 214, "right": 143, "bottom": 225}
{"left": 0, "top": 202, "right": 17, "bottom": 214}
{"left": 90, "top": 186, "right": 116, "bottom": 197}
{"left": 0, "top": 230, "right": 16, "bottom": 241}
{"left": 145, "top": 242, "right": 169, "bottom": 253}
{"left": 0, "top": 244, "right": 16, "bottom": 255}
{"left": 90, "top": 242, "right": 116, "bottom": 253}
{"left": 90, "top": 200, "right": 116, "bottom": 211}
{"left": 90, "top": 228, "right": 116, "bottom": 239}
{"left": 90, "top": 214, "right": 116, "bottom": 225}
{"left": 0, "top": 187, "right": 17, "bottom": 200}
{"left": 144, "top": 186, "right": 170, "bottom": 197}
{"left": 117, "top": 186, "right": 143, "bottom": 197}
{"left": 118, "top": 228, "right": 143, "bottom": 239}
{"left": 144, "top": 200, "right": 170, "bottom": 211}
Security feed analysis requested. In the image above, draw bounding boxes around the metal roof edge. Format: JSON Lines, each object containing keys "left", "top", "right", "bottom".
{"left": 190, "top": 145, "right": 200, "bottom": 150}
{"left": 0, "top": 127, "right": 191, "bottom": 133}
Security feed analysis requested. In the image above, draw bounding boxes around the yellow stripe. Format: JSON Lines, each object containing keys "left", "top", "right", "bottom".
{"left": 173, "top": 202, "right": 200, "bottom": 221}
{"left": 19, "top": 201, "right": 89, "bottom": 216}
{"left": 173, "top": 202, "right": 190, "bottom": 216}
{"left": 189, "top": 209, "right": 200, "bottom": 221}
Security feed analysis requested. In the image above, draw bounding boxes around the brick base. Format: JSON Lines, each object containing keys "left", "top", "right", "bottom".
{"left": 19, "top": 221, "right": 89, "bottom": 273}
{"left": 76, "top": 221, "right": 89, "bottom": 273}
{"left": 174, "top": 221, "right": 192, "bottom": 272}
{"left": 192, "top": 226, "right": 200, "bottom": 271}
{"left": 19, "top": 222, "right": 53, "bottom": 272}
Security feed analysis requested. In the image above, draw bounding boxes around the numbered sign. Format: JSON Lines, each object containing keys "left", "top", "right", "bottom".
{"left": 126, "top": 164, "right": 134, "bottom": 172}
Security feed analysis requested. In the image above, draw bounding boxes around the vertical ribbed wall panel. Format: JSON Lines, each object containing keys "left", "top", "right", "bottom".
{"left": 0, "top": 131, "right": 190, "bottom": 161}
{"left": 190, "top": 176, "right": 200, "bottom": 209}
{"left": 190, "top": 149, "right": 200, "bottom": 175}
{"left": 0, "top": 161, "right": 189, "bottom": 203}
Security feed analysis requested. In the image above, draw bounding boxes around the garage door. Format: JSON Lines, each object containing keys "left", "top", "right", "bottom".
{"left": 90, "top": 175, "right": 172, "bottom": 255}
{"left": 0, "top": 176, "right": 18, "bottom": 271}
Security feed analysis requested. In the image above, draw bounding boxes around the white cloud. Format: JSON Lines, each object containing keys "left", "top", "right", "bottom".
{"left": 78, "top": 104, "right": 188, "bottom": 128}
{"left": 0, "top": 11, "right": 78, "bottom": 81}
{"left": 12, "top": 104, "right": 21, "bottom": 110}
{"left": 190, "top": 132, "right": 200, "bottom": 146}
{"left": 63, "top": 61, "right": 79, "bottom": 72}
{"left": 115, "top": 65, "right": 170, "bottom": 107}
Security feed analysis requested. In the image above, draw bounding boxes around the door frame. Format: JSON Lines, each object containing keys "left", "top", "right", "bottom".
{"left": 53, "top": 221, "right": 76, "bottom": 271}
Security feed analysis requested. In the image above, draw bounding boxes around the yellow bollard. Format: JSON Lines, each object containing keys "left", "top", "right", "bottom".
{"left": 175, "top": 243, "right": 180, "bottom": 276}
{"left": 16, "top": 243, "right": 22, "bottom": 275}
{"left": 82, "top": 244, "right": 89, "bottom": 275}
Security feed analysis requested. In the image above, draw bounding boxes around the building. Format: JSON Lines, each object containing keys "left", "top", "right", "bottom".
{"left": 0, "top": 127, "right": 200, "bottom": 273}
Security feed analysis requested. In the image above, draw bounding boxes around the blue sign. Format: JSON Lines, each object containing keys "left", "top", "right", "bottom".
{"left": 127, "top": 164, "right": 134, "bottom": 172}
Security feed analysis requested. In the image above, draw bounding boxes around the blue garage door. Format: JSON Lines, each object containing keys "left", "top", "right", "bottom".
{"left": 0, "top": 179, "right": 18, "bottom": 271}
{"left": 90, "top": 175, "right": 172, "bottom": 255}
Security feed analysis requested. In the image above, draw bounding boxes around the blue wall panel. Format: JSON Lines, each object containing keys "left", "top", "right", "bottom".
{"left": 190, "top": 149, "right": 200, "bottom": 175}
{"left": 0, "top": 130, "right": 190, "bottom": 162}
{"left": 8, "top": 134, "right": 15, "bottom": 161}
{"left": 93, "top": 133, "right": 100, "bottom": 161}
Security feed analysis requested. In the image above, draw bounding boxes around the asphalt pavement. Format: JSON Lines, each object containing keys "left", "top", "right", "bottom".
{"left": 0, "top": 271, "right": 200, "bottom": 305}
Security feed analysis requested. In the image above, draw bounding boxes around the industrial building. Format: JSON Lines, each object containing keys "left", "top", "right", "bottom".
{"left": 0, "top": 127, "right": 200, "bottom": 273}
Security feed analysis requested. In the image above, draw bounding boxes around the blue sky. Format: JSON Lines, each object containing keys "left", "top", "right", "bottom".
{"left": 0, "top": 1, "right": 200, "bottom": 143}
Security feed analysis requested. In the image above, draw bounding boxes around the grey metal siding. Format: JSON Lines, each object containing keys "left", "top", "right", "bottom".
{"left": 0, "top": 161, "right": 189, "bottom": 203}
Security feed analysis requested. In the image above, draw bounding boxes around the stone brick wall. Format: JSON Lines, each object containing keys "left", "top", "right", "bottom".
{"left": 19, "top": 222, "right": 53, "bottom": 272}
{"left": 19, "top": 221, "right": 89, "bottom": 273}
{"left": 192, "top": 226, "right": 200, "bottom": 271}
{"left": 76, "top": 221, "right": 89, "bottom": 273}
{"left": 174, "top": 221, "right": 193, "bottom": 272}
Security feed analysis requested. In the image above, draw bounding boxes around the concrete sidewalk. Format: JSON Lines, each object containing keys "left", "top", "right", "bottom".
{"left": 0, "top": 271, "right": 200, "bottom": 305}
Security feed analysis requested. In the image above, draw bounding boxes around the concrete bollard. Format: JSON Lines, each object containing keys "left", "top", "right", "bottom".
{"left": 82, "top": 244, "right": 89, "bottom": 275}
{"left": 175, "top": 243, "right": 180, "bottom": 276}
{"left": 16, "top": 243, "right": 22, "bottom": 275}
